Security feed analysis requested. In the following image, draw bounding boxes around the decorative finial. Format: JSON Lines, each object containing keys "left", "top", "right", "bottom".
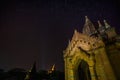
{"left": 98, "top": 20, "right": 102, "bottom": 27}
{"left": 74, "top": 29, "right": 78, "bottom": 34}
{"left": 104, "top": 20, "right": 110, "bottom": 28}
{"left": 85, "top": 16, "right": 89, "bottom": 22}
{"left": 85, "top": 16, "right": 88, "bottom": 18}
{"left": 68, "top": 40, "right": 70, "bottom": 45}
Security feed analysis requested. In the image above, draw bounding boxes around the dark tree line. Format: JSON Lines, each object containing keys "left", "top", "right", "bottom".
{"left": 0, "top": 68, "right": 64, "bottom": 80}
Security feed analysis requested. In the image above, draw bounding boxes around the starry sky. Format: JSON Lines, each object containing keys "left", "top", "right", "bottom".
{"left": 0, "top": 0, "right": 120, "bottom": 71}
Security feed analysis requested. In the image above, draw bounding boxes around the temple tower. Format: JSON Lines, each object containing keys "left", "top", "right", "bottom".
{"left": 63, "top": 16, "right": 120, "bottom": 80}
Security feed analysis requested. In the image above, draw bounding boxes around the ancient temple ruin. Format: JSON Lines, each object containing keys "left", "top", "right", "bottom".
{"left": 63, "top": 16, "right": 120, "bottom": 80}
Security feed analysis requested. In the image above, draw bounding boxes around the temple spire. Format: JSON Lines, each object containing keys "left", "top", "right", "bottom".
{"left": 48, "top": 64, "right": 56, "bottom": 74}
{"left": 51, "top": 64, "right": 55, "bottom": 71}
{"left": 82, "top": 16, "right": 97, "bottom": 36}
{"left": 24, "top": 62, "right": 37, "bottom": 80}
{"left": 104, "top": 20, "right": 110, "bottom": 28}
{"left": 98, "top": 20, "right": 102, "bottom": 27}
{"left": 98, "top": 20, "right": 106, "bottom": 35}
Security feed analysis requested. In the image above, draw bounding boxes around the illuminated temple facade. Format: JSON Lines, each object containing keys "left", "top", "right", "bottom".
{"left": 63, "top": 16, "right": 120, "bottom": 80}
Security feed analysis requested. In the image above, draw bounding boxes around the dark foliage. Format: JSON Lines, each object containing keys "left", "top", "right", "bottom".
{"left": 0, "top": 68, "right": 64, "bottom": 80}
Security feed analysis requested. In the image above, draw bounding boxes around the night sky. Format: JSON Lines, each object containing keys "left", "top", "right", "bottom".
{"left": 0, "top": 0, "right": 120, "bottom": 71}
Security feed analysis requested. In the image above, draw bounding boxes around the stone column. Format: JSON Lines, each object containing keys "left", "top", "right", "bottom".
{"left": 88, "top": 54, "right": 97, "bottom": 80}
{"left": 64, "top": 57, "right": 75, "bottom": 80}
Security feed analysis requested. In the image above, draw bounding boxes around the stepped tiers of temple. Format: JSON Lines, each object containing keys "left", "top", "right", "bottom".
{"left": 63, "top": 16, "right": 120, "bottom": 80}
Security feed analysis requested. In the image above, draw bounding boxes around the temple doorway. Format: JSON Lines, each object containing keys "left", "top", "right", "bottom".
{"left": 77, "top": 60, "right": 91, "bottom": 80}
